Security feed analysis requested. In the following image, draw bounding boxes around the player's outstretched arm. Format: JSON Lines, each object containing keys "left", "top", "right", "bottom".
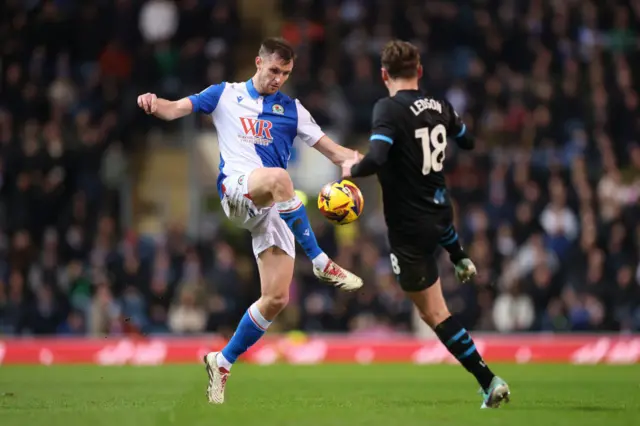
{"left": 313, "top": 136, "right": 363, "bottom": 166}
{"left": 137, "top": 93, "right": 193, "bottom": 121}
{"left": 294, "top": 99, "right": 362, "bottom": 165}
{"left": 445, "top": 101, "right": 474, "bottom": 150}
{"left": 343, "top": 139, "right": 391, "bottom": 178}
{"left": 451, "top": 122, "right": 474, "bottom": 150}
{"left": 342, "top": 98, "right": 395, "bottom": 178}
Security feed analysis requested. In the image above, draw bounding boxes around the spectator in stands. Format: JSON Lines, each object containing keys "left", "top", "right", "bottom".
{"left": 0, "top": 0, "right": 638, "bottom": 337}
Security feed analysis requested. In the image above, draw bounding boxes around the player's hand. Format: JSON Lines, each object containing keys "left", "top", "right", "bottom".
{"left": 341, "top": 150, "right": 360, "bottom": 178}
{"left": 137, "top": 93, "right": 158, "bottom": 115}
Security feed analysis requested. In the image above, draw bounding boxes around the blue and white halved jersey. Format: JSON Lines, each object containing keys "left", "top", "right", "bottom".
{"left": 188, "top": 79, "right": 325, "bottom": 199}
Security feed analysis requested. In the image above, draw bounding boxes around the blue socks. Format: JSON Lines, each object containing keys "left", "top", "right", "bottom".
{"left": 217, "top": 196, "right": 331, "bottom": 370}
{"left": 277, "top": 196, "right": 329, "bottom": 270}
{"left": 219, "top": 303, "right": 271, "bottom": 370}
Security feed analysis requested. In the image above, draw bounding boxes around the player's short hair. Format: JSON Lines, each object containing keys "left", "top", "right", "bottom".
{"left": 381, "top": 40, "right": 420, "bottom": 79}
{"left": 259, "top": 37, "right": 296, "bottom": 63}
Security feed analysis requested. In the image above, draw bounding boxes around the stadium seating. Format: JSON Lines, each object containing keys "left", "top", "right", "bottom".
{"left": 0, "top": 0, "right": 638, "bottom": 337}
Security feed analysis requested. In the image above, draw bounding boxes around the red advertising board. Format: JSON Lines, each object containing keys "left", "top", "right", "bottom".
{"left": 1, "top": 335, "right": 639, "bottom": 365}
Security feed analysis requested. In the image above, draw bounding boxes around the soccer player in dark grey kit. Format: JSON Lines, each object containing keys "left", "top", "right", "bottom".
{"left": 342, "top": 40, "right": 510, "bottom": 409}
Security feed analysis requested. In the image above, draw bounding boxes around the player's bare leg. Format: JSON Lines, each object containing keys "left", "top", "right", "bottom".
{"left": 254, "top": 247, "right": 295, "bottom": 319}
{"left": 248, "top": 167, "right": 362, "bottom": 291}
{"left": 204, "top": 246, "right": 294, "bottom": 404}
{"left": 407, "top": 279, "right": 510, "bottom": 408}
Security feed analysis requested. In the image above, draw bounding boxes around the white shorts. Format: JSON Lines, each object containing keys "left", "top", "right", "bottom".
{"left": 220, "top": 172, "right": 295, "bottom": 259}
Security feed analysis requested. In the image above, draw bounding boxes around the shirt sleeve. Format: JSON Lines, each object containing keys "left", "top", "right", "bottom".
{"left": 295, "top": 99, "right": 325, "bottom": 146}
{"left": 443, "top": 100, "right": 465, "bottom": 137}
{"left": 350, "top": 140, "right": 392, "bottom": 178}
{"left": 445, "top": 100, "right": 474, "bottom": 150}
{"left": 350, "top": 99, "right": 396, "bottom": 178}
{"left": 369, "top": 98, "right": 398, "bottom": 145}
{"left": 187, "top": 82, "right": 226, "bottom": 114}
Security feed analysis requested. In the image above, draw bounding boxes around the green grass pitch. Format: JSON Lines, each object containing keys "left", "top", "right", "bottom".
{"left": 1, "top": 364, "right": 639, "bottom": 426}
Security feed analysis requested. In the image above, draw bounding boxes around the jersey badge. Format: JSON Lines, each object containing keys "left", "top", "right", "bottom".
{"left": 272, "top": 104, "right": 284, "bottom": 114}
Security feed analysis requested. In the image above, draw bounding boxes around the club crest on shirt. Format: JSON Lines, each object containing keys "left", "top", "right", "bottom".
{"left": 272, "top": 104, "right": 284, "bottom": 114}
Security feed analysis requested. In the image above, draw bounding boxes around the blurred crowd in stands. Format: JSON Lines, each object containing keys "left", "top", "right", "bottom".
{"left": 0, "top": 0, "right": 638, "bottom": 337}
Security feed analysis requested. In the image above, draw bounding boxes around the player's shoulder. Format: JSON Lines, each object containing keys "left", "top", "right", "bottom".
{"left": 374, "top": 96, "right": 397, "bottom": 108}
{"left": 218, "top": 81, "right": 264, "bottom": 103}
{"left": 277, "top": 91, "right": 298, "bottom": 107}
{"left": 224, "top": 81, "right": 248, "bottom": 93}
{"left": 269, "top": 89, "right": 304, "bottom": 109}
{"left": 373, "top": 96, "right": 402, "bottom": 116}
{"left": 276, "top": 93, "right": 311, "bottom": 115}
{"left": 198, "top": 81, "right": 229, "bottom": 96}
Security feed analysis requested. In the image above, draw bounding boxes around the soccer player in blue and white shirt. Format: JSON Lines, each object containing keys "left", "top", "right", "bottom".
{"left": 137, "top": 38, "right": 363, "bottom": 403}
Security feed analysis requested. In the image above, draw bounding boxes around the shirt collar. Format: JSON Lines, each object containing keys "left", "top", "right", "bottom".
{"left": 246, "top": 78, "right": 260, "bottom": 99}
{"left": 246, "top": 78, "right": 279, "bottom": 102}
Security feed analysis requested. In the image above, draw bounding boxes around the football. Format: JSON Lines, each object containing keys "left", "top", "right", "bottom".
{"left": 317, "top": 179, "right": 364, "bottom": 225}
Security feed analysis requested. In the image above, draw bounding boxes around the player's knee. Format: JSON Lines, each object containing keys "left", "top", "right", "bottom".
{"left": 266, "top": 168, "right": 294, "bottom": 199}
{"left": 419, "top": 307, "right": 451, "bottom": 329}
{"left": 261, "top": 291, "right": 290, "bottom": 314}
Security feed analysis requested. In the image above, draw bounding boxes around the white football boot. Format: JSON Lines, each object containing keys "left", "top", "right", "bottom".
{"left": 203, "top": 352, "right": 230, "bottom": 404}
{"left": 313, "top": 259, "right": 363, "bottom": 292}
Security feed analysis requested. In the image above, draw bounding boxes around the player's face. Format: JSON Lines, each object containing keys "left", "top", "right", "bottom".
{"left": 256, "top": 54, "right": 293, "bottom": 94}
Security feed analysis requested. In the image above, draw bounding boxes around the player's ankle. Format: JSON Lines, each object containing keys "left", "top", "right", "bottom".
{"left": 216, "top": 352, "right": 233, "bottom": 371}
{"left": 311, "top": 252, "right": 329, "bottom": 270}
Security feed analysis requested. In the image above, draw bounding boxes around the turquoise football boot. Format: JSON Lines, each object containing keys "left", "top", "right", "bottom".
{"left": 480, "top": 376, "right": 511, "bottom": 409}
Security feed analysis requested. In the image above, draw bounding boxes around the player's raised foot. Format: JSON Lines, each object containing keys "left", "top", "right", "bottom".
{"left": 455, "top": 258, "right": 477, "bottom": 283}
{"left": 479, "top": 376, "right": 510, "bottom": 409}
{"left": 313, "top": 260, "right": 363, "bottom": 292}
{"left": 203, "top": 352, "right": 230, "bottom": 404}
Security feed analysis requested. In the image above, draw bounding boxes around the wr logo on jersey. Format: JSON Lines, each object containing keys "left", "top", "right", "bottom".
{"left": 240, "top": 117, "right": 273, "bottom": 138}
{"left": 239, "top": 117, "right": 273, "bottom": 146}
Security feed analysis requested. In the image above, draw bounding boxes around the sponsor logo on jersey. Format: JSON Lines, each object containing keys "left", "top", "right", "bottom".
{"left": 272, "top": 104, "right": 284, "bottom": 114}
{"left": 239, "top": 117, "right": 273, "bottom": 146}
